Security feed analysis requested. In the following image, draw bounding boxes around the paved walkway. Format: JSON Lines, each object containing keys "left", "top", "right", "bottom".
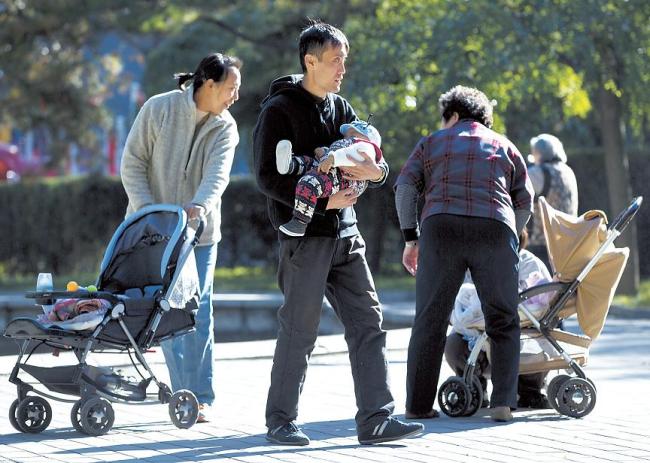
{"left": 1, "top": 319, "right": 650, "bottom": 462}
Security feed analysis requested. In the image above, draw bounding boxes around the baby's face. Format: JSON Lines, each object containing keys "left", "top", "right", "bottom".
{"left": 345, "top": 127, "right": 368, "bottom": 141}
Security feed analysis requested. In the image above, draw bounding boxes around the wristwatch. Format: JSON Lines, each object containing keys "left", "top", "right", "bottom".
{"left": 405, "top": 241, "right": 418, "bottom": 248}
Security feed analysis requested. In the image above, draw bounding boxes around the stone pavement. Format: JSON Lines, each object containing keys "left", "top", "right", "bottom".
{"left": 1, "top": 319, "right": 650, "bottom": 463}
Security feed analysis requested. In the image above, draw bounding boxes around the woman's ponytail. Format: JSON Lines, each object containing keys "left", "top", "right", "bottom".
{"left": 173, "top": 53, "right": 241, "bottom": 93}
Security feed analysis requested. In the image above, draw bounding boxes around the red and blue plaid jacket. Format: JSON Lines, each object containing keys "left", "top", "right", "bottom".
{"left": 395, "top": 119, "right": 533, "bottom": 235}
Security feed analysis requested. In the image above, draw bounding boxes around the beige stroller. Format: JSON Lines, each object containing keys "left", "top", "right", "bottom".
{"left": 438, "top": 195, "right": 642, "bottom": 418}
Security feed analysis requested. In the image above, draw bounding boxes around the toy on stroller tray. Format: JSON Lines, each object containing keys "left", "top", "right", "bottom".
{"left": 3, "top": 204, "right": 205, "bottom": 435}
{"left": 438, "top": 195, "right": 643, "bottom": 419}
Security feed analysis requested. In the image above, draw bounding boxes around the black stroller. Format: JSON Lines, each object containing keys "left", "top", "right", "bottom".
{"left": 4, "top": 204, "right": 205, "bottom": 435}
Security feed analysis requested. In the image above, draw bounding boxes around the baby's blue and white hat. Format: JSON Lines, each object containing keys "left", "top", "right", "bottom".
{"left": 340, "top": 120, "right": 381, "bottom": 148}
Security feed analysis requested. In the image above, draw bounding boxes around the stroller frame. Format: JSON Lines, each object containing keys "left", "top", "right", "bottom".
{"left": 5, "top": 204, "right": 205, "bottom": 435}
{"left": 440, "top": 196, "right": 643, "bottom": 419}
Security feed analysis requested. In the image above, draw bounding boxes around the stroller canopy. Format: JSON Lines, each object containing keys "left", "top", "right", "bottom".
{"left": 539, "top": 197, "right": 629, "bottom": 339}
{"left": 96, "top": 204, "right": 188, "bottom": 294}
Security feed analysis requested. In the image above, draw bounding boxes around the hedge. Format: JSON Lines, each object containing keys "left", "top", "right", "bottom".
{"left": 0, "top": 152, "right": 648, "bottom": 278}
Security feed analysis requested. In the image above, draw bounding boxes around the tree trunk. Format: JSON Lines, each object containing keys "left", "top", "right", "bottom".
{"left": 597, "top": 87, "right": 640, "bottom": 294}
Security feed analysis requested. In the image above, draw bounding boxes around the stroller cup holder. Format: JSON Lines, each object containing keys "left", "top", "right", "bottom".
{"left": 35, "top": 296, "right": 55, "bottom": 306}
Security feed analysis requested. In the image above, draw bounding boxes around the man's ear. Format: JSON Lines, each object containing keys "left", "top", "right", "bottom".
{"left": 304, "top": 53, "right": 318, "bottom": 70}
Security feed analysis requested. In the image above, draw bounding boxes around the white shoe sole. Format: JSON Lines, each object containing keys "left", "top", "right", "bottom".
{"left": 279, "top": 224, "right": 305, "bottom": 237}
{"left": 265, "top": 435, "right": 310, "bottom": 446}
{"left": 276, "top": 139, "right": 293, "bottom": 175}
{"left": 358, "top": 426, "right": 424, "bottom": 445}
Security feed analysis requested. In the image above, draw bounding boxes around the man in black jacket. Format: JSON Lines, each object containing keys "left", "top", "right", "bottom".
{"left": 253, "top": 21, "right": 423, "bottom": 446}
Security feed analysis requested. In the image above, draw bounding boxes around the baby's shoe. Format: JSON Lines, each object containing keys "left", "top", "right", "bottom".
{"left": 276, "top": 140, "right": 293, "bottom": 174}
{"left": 279, "top": 218, "right": 308, "bottom": 237}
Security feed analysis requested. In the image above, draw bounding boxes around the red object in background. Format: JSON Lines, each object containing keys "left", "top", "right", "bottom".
{"left": 0, "top": 142, "right": 22, "bottom": 181}
{"left": 107, "top": 131, "right": 116, "bottom": 176}
{"left": 0, "top": 142, "right": 44, "bottom": 180}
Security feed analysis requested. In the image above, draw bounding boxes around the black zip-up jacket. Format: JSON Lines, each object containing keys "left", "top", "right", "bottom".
{"left": 253, "top": 74, "right": 388, "bottom": 239}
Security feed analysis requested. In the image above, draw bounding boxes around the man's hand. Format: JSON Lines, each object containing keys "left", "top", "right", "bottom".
{"left": 318, "top": 156, "right": 335, "bottom": 173}
{"left": 184, "top": 203, "right": 206, "bottom": 221}
{"left": 402, "top": 243, "right": 418, "bottom": 276}
{"left": 340, "top": 150, "right": 383, "bottom": 182}
{"left": 326, "top": 187, "right": 358, "bottom": 210}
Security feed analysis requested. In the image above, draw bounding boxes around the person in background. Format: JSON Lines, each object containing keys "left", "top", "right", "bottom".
{"left": 526, "top": 133, "right": 578, "bottom": 271}
{"left": 120, "top": 52, "right": 242, "bottom": 423}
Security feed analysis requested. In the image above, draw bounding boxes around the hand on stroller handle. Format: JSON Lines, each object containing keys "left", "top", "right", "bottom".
{"left": 187, "top": 216, "right": 206, "bottom": 242}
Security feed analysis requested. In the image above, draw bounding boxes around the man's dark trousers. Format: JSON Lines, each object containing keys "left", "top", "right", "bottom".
{"left": 406, "top": 214, "right": 521, "bottom": 414}
{"left": 265, "top": 234, "right": 395, "bottom": 432}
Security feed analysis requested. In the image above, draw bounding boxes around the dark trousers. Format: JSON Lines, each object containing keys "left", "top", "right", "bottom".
{"left": 406, "top": 214, "right": 521, "bottom": 413}
{"left": 265, "top": 234, "right": 394, "bottom": 432}
{"left": 444, "top": 332, "right": 547, "bottom": 402}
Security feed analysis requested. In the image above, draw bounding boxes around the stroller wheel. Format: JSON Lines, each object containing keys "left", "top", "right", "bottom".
{"left": 79, "top": 397, "right": 115, "bottom": 436}
{"left": 9, "top": 399, "right": 23, "bottom": 432}
{"left": 547, "top": 374, "right": 571, "bottom": 412}
{"left": 556, "top": 378, "right": 597, "bottom": 418}
{"left": 586, "top": 377, "right": 597, "bottom": 393}
{"left": 168, "top": 389, "right": 199, "bottom": 429}
{"left": 70, "top": 398, "right": 89, "bottom": 433}
{"left": 15, "top": 396, "right": 52, "bottom": 433}
{"left": 463, "top": 376, "right": 485, "bottom": 417}
{"left": 438, "top": 377, "right": 471, "bottom": 417}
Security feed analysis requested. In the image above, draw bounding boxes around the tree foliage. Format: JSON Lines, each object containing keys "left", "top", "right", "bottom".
{"left": 2, "top": 0, "right": 648, "bottom": 287}
{"left": 0, "top": 0, "right": 163, "bottom": 169}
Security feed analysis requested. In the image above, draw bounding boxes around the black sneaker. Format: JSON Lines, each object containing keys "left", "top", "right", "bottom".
{"left": 358, "top": 417, "right": 424, "bottom": 445}
{"left": 279, "top": 218, "right": 308, "bottom": 237}
{"left": 266, "top": 421, "right": 310, "bottom": 446}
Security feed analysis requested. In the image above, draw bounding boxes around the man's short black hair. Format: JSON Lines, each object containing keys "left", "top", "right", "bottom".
{"left": 439, "top": 85, "right": 494, "bottom": 128}
{"left": 298, "top": 21, "right": 349, "bottom": 73}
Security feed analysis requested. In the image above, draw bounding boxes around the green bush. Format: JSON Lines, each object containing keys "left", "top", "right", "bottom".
{"left": 0, "top": 177, "right": 128, "bottom": 275}
{"left": 0, "top": 152, "right": 648, "bottom": 281}
{"left": 0, "top": 176, "right": 278, "bottom": 278}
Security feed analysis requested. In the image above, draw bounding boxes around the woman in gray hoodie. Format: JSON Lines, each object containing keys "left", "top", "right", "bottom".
{"left": 120, "top": 52, "right": 242, "bottom": 423}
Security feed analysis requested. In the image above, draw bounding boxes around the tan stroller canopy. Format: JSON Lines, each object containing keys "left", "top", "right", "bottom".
{"left": 539, "top": 197, "right": 629, "bottom": 339}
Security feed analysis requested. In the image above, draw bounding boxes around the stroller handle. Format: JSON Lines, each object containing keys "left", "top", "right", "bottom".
{"left": 188, "top": 217, "right": 206, "bottom": 243}
{"left": 608, "top": 196, "right": 643, "bottom": 233}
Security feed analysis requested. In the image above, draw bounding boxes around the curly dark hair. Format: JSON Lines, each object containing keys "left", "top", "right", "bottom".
{"left": 438, "top": 85, "right": 494, "bottom": 128}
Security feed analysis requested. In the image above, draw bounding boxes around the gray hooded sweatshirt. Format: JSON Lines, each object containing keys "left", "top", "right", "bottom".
{"left": 120, "top": 84, "right": 239, "bottom": 245}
